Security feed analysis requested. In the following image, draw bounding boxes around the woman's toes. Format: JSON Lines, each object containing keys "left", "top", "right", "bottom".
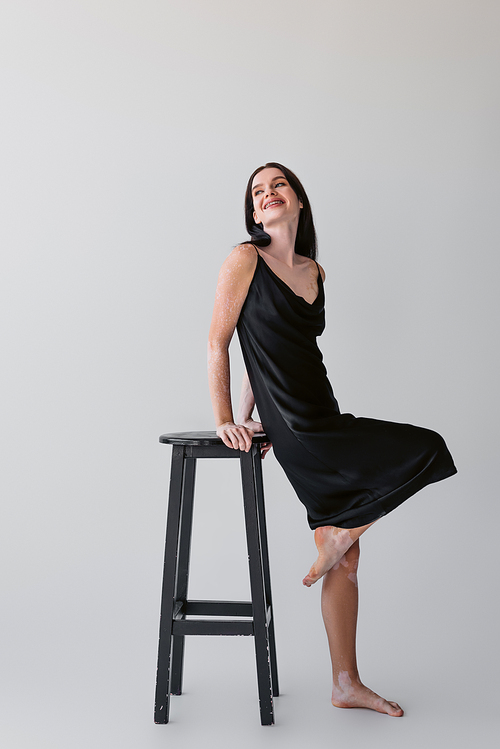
{"left": 388, "top": 701, "right": 404, "bottom": 716}
{"left": 302, "top": 571, "right": 317, "bottom": 587}
{"left": 303, "top": 559, "right": 325, "bottom": 586}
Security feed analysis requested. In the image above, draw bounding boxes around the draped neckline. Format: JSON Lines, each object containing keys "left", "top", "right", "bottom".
{"left": 254, "top": 248, "right": 323, "bottom": 307}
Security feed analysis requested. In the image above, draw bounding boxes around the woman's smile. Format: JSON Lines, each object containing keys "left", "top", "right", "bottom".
{"left": 264, "top": 199, "right": 285, "bottom": 210}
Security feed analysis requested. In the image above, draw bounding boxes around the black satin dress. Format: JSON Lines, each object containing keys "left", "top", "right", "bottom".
{"left": 236, "top": 248, "right": 457, "bottom": 530}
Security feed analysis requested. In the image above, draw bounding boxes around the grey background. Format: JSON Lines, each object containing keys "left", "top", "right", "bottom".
{"left": 1, "top": 1, "right": 498, "bottom": 747}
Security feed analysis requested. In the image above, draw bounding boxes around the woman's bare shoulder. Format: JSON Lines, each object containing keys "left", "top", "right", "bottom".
{"left": 300, "top": 255, "right": 326, "bottom": 282}
{"left": 221, "top": 243, "right": 258, "bottom": 275}
{"left": 231, "top": 242, "right": 258, "bottom": 260}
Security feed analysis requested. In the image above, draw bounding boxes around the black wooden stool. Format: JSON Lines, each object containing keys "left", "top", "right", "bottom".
{"left": 154, "top": 431, "right": 279, "bottom": 726}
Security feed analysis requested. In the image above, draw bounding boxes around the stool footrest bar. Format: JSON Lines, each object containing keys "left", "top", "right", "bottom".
{"left": 180, "top": 599, "right": 253, "bottom": 617}
{"left": 169, "top": 601, "right": 273, "bottom": 637}
{"left": 172, "top": 619, "right": 254, "bottom": 636}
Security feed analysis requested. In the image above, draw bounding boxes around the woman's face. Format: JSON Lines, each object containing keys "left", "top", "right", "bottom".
{"left": 251, "top": 167, "right": 303, "bottom": 228}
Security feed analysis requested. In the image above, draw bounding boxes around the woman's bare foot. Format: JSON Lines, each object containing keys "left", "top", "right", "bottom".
{"left": 332, "top": 671, "right": 404, "bottom": 717}
{"left": 302, "top": 526, "right": 354, "bottom": 587}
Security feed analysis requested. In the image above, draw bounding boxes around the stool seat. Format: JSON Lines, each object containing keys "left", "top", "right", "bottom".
{"left": 154, "top": 429, "right": 278, "bottom": 726}
{"left": 159, "top": 430, "right": 268, "bottom": 446}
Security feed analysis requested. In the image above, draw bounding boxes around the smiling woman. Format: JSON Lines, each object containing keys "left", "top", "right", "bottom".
{"left": 207, "top": 161, "right": 457, "bottom": 718}
{"left": 243, "top": 162, "right": 317, "bottom": 258}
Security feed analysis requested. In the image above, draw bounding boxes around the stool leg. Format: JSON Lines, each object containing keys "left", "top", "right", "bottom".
{"left": 170, "top": 456, "right": 196, "bottom": 695}
{"left": 253, "top": 449, "right": 279, "bottom": 697}
{"left": 240, "top": 448, "right": 274, "bottom": 726}
{"left": 154, "top": 445, "right": 185, "bottom": 724}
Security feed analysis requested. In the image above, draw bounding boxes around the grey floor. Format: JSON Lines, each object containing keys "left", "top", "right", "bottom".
{"left": 2, "top": 458, "right": 498, "bottom": 749}
{"left": 2, "top": 597, "right": 497, "bottom": 749}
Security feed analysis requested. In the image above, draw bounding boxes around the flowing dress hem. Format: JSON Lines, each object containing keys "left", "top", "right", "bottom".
{"left": 308, "top": 463, "right": 457, "bottom": 529}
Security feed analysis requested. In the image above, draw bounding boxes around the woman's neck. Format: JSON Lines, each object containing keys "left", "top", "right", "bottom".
{"left": 262, "top": 222, "right": 299, "bottom": 268}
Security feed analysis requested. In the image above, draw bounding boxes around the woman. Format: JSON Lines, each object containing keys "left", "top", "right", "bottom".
{"left": 207, "top": 162, "right": 457, "bottom": 717}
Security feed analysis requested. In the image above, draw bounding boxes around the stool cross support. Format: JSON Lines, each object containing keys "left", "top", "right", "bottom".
{"left": 154, "top": 431, "right": 279, "bottom": 726}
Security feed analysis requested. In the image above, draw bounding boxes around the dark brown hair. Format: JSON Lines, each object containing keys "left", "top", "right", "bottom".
{"left": 242, "top": 162, "right": 317, "bottom": 260}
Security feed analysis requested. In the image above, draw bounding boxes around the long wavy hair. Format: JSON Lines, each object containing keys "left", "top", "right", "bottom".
{"left": 242, "top": 162, "right": 317, "bottom": 260}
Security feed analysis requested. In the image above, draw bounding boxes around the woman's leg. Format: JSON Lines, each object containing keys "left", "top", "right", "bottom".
{"left": 303, "top": 521, "right": 375, "bottom": 587}
{"left": 321, "top": 540, "right": 404, "bottom": 716}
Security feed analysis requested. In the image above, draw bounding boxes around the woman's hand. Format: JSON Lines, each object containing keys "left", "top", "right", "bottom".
{"left": 239, "top": 419, "right": 273, "bottom": 459}
{"left": 217, "top": 420, "right": 273, "bottom": 458}
{"left": 216, "top": 422, "right": 254, "bottom": 452}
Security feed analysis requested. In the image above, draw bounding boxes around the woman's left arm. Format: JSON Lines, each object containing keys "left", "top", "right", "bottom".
{"left": 237, "top": 369, "right": 256, "bottom": 425}
{"left": 237, "top": 370, "right": 273, "bottom": 458}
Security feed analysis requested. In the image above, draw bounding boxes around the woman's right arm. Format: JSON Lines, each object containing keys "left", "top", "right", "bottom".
{"left": 207, "top": 244, "right": 258, "bottom": 451}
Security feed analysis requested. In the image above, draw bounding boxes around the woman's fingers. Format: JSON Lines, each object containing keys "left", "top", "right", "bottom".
{"left": 221, "top": 429, "right": 271, "bottom": 456}
{"left": 217, "top": 424, "right": 272, "bottom": 455}
{"left": 218, "top": 430, "right": 235, "bottom": 450}
{"left": 237, "top": 419, "right": 271, "bottom": 457}
{"left": 224, "top": 426, "right": 250, "bottom": 451}
{"left": 235, "top": 425, "right": 253, "bottom": 451}
{"left": 217, "top": 423, "right": 253, "bottom": 451}
{"left": 226, "top": 429, "right": 241, "bottom": 450}
{"left": 261, "top": 442, "right": 273, "bottom": 459}
{"left": 232, "top": 427, "right": 249, "bottom": 451}
{"left": 216, "top": 423, "right": 237, "bottom": 449}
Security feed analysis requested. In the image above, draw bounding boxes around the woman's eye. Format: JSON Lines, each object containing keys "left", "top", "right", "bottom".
{"left": 254, "top": 182, "right": 285, "bottom": 196}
